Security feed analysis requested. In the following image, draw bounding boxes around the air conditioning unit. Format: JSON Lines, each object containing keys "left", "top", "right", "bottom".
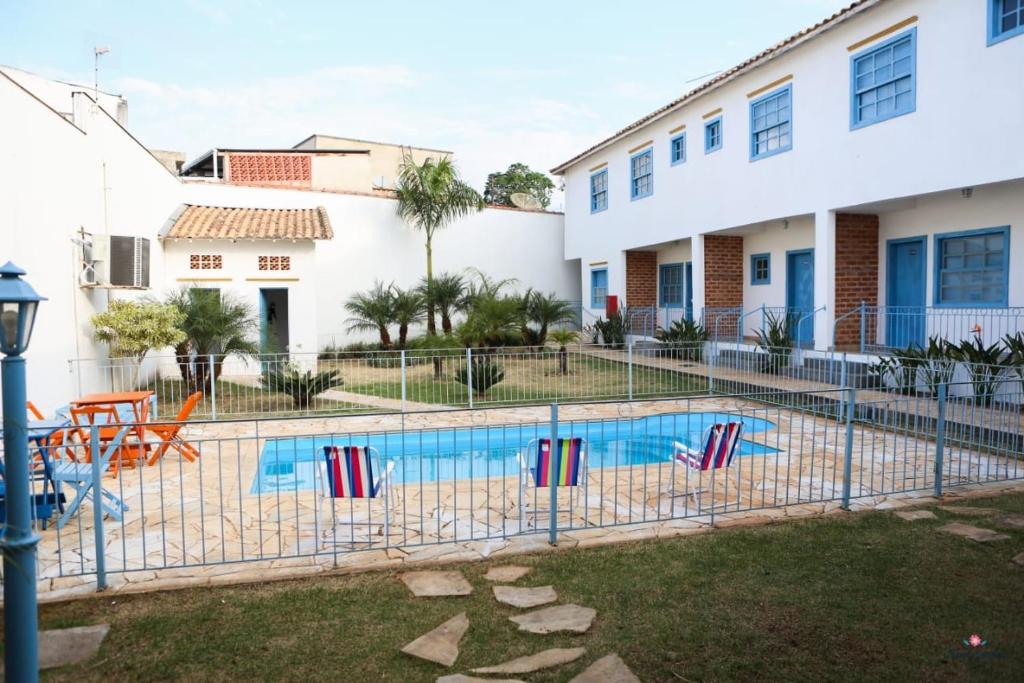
{"left": 80, "top": 235, "right": 150, "bottom": 289}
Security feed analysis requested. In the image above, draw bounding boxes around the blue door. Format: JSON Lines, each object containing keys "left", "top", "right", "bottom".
{"left": 786, "top": 249, "right": 815, "bottom": 347}
{"left": 684, "top": 262, "right": 694, "bottom": 321}
{"left": 886, "top": 237, "right": 926, "bottom": 349}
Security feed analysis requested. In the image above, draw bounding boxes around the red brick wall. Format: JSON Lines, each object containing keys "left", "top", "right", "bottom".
{"left": 834, "top": 213, "right": 879, "bottom": 349}
{"left": 625, "top": 251, "right": 658, "bottom": 307}
{"left": 703, "top": 235, "right": 744, "bottom": 337}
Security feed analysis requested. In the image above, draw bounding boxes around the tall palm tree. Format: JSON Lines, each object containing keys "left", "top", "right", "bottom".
{"left": 395, "top": 154, "right": 484, "bottom": 335}
{"left": 390, "top": 285, "right": 426, "bottom": 348}
{"left": 344, "top": 281, "right": 396, "bottom": 349}
{"left": 166, "top": 287, "right": 259, "bottom": 394}
{"left": 419, "top": 271, "right": 466, "bottom": 335}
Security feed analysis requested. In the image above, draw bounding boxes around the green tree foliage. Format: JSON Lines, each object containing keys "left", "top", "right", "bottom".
{"left": 344, "top": 281, "right": 397, "bottom": 349}
{"left": 91, "top": 299, "right": 186, "bottom": 362}
{"left": 483, "top": 163, "right": 555, "bottom": 209}
{"left": 395, "top": 154, "right": 484, "bottom": 335}
{"left": 261, "top": 364, "right": 344, "bottom": 409}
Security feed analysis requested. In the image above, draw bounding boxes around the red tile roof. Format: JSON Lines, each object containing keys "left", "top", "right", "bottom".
{"left": 162, "top": 205, "right": 333, "bottom": 241}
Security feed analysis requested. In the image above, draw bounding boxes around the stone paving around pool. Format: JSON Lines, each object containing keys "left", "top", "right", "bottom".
{"left": 26, "top": 395, "right": 1024, "bottom": 603}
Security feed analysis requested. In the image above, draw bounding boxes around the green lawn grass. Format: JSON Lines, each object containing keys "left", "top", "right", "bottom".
{"left": 20, "top": 492, "right": 1024, "bottom": 681}
{"left": 346, "top": 353, "right": 708, "bottom": 407}
{"left": 144, "top": 378, "right": 375, "bottom": 419}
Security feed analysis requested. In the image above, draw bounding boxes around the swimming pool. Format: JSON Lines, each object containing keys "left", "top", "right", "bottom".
{"left": 250, "top": 412, "right": 778, "bottom": 494}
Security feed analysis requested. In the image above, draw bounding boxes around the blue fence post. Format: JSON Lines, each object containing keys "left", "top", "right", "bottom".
{"left": 466, "top": 347, "right": 473, "bottom": 409}
{"left": 91, "top": 424, "right": 107, "bottom": 591}
{"left": 934, "top": 382, "right": 947, "bottom": 497}
{"left": 400, "top": 350, "right": 407, "bottom": 413}
{"left": 627, "top": 340, "right": 634, "bottom": 401}
{"left": 549, "top": 403, "right": 559, "bottom": 546}
{"left": 841, "top": 387, "right": 856, "bottom": 509}
{"left": 858, "top": 301, "right": 866, "bottom": 354}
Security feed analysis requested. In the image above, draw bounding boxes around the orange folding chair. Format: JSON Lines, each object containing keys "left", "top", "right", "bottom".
{"left": 146, "top": 392, "right": 203, "bottom": 466}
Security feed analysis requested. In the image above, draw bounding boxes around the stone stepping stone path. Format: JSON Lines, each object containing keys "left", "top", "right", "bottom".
{"left": 509, "top": 604, "right": 597, "bottom": 634}
{"left": 437, "top": 675, "right": 525, "bottom": 683}
{"left": 471, "top": 647, "right": 587, "bottom": 674}
{"left": 39, "top": 624, "right": 110, "bottom": 670}
{"left": 991, "top": 514, "right": 1024, "bottom": 529}
{"left": 493, "top": 585, "right": 558, "bottom": 609}
{"left": 938, "top": 522, "right": 1010, "bottom": 543}
{"left": 570, "top": 653, "right": 641, "bottom": 683}
{"left": 402, "top": 570, "right": 473, "bottom": 597}
{"left": 895, "top": 510, "right": 936, "bottom": 521}
{"left": 937, "top": 505, "right": 998, "bottom": 516}
{"left": 483, "top": 565, "right": 532, "bottom": 582}
{"left": 402, "top": 612, "right": 470, "bottom": 667}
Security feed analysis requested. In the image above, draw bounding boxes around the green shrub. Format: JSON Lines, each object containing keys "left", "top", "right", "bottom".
{"left": 655, "top": 318, "right": 707, "bottom": 362}
{"left": 592, "top": 311, "right": 628, "bottom": 349}
{"left": 754, "top": 311, "right": 793, "bottom": 374}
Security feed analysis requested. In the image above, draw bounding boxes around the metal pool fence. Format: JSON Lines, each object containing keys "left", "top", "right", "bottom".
{"left": 66, "top": 343, "right": 1024, "bottom": 420}
{"left": 22, "top": 378, "right": 1024, "bottom": 591}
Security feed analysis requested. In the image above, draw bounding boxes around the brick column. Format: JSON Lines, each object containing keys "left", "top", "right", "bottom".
{"left": 703, "top": 235, "right": 743, "bottom": 337}
{"left": 834, "top": 213, "right": 879, "bottom": 349}
{"left": 625, "top": 251, "right": 658, "bottom": 308}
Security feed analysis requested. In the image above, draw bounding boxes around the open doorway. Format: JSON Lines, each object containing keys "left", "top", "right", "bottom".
{"left": 259, "top": 288, "right": 289, "bottom": 353}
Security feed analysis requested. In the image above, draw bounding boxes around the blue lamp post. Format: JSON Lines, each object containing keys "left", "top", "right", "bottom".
{"left": 0, "top": 261, "right": 46, "bottom": 683}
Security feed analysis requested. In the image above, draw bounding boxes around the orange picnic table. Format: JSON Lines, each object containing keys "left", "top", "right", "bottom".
{"left": 70, "top": 391, "right": 154, "bottom": 468}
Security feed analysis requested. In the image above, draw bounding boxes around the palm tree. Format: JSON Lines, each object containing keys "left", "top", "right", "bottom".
{"left": 526, "top": 292, "right": 578, "bottom": 347}
{"left": 344, "top": 281, "right": 395, "bottom": 349}
{"left": 548, "top": 328, "right": 579, "bottom": 375}
{"left": 458, "top": 292, "right": 525, "bottom": 349}
{"left": 395, "top": 154, "right": 485, "bottom": 335}
{"left": 166, "top": 287, "right": 259, "bottom": 394}
{"left": 419, "top": 271, "right": 466, "bottom": 335}
{"left": 390, "top": 285, "right": 425, "bottom": 348}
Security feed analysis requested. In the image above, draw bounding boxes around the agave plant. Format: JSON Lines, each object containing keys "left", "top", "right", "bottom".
{"left": 593, "top": 310, "right": 629, "bottom": 349}
{"left": 455, "top": 357, "right": 505, "bottom": 396}
{"left": 754, "top": 310, "right": 793, "bottom": 374}
{"left": 261, "top": 364, "right": 344, "bottom": 409}
{"left": 919, "top": 336, "right": 958, "bottom": 395}
{"left": 1002, "top": 332, "right": 1024, "bottom": 394}
{"left": 548, "top": 328, "right": 579, "bottom": 375}
{"left": 950, "top": 335, "right": 1007, "bottom": 406}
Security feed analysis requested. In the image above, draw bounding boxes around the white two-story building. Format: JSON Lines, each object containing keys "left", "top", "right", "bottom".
{"left": 554, "top": 0, "right": 1024, "bottom": 352}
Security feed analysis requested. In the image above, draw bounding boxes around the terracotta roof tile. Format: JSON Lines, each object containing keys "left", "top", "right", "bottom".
{"left": 551, "top": 0, "right": 878, "bottom": 174}
{"left": 162, "top": 205, "right": 333, "bottom": 241}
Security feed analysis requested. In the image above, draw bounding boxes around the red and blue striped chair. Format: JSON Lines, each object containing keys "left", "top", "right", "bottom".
{"left": 318, "top": 445, "right": 396, "bottom": 544}
{"left": 669, "top": 421, "right": 743, "bottom": 514}
{"left": 516, "top": 437, "right": 588, "bottom": 529}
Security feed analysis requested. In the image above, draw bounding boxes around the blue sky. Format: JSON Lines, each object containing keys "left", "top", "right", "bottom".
{"left": 2, "top": 0, "right": 848, "bottom": 204}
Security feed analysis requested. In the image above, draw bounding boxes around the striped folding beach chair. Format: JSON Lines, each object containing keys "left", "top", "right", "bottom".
{"left": 516, "top": 437, "right": 588, "bottom": 529}
{"left": 318, "top": 445, "right": 396, "bottom": 544}
{"left": 669, "top": 421, "right": 744, "bottom": 514}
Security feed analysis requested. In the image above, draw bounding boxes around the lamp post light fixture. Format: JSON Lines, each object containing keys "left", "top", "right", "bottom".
{"left": 0, "top": 261, "right": 47, "bottom": 683}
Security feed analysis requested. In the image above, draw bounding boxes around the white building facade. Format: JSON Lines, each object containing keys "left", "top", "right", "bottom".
{"left": 0, "top": 69, "right": 579, "bottom": 412}
{"left": 554, "top": 0, "right": 1024, "bottom": 352}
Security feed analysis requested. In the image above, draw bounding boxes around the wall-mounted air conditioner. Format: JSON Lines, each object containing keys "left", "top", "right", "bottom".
{"left": 80, "top": 235, "right": 151, "bottom": 289}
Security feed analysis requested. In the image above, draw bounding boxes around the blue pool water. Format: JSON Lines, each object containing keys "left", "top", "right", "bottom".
{"left": 250, "top": 412, "right": 778, "bottom": 494}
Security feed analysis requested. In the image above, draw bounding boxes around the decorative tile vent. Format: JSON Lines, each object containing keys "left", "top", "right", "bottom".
{"left": 258, "top": 256, "right": 291, "bottom": 271}
{"left": 190, "top": 254, "right": 223, "bottom": 270}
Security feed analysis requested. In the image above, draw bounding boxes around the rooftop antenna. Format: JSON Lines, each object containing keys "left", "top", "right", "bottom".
{"left": 685, "top": 69, "right": 723, "bottom": 84}
{"left": 94, "top": 46, "right": 111, "bottom": 100}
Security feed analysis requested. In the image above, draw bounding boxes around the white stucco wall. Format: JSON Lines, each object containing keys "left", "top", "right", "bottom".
{"left": 560, "top": 0, "right": 1024, "bottom": 258}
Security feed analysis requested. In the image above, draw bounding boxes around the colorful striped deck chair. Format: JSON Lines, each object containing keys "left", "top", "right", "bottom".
{"left": 516, "top": 437, "right": 588, "bottom": 529}
{"left": 669, "top": 421, "right": 743, "bottom": 514}
{"left": 318, "top": 445, "right": 395, "bottom": 545}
